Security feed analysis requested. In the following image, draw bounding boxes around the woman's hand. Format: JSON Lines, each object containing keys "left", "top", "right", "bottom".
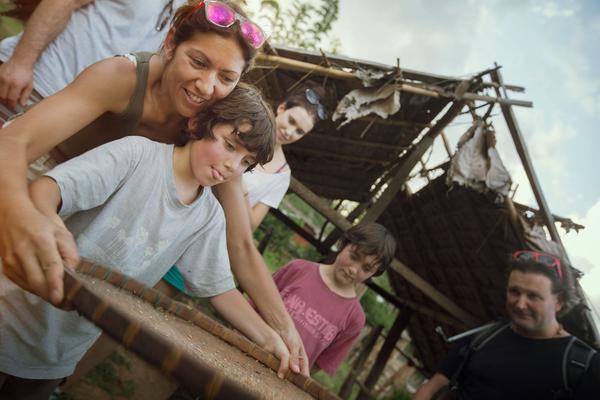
{"left": 261, "top": 329, "right": 293, "bottom": 379}
{"left": 0, "top": 201, "right": 79, "bottom": 305}
{"left": 279, "top": 323, "right": 310, "bottom": 376}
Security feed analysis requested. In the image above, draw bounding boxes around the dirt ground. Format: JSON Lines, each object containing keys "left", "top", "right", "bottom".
{"left": 63, "top": 346, "right": 179, "bottom": 400}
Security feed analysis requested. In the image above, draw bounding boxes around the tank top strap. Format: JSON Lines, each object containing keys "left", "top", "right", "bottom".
{"left": 120, "top": 51, "right": 154, "bottom": 132}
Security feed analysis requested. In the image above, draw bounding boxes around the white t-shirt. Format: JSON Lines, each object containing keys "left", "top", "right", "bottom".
{"left": 243, "top": 168, "right": 291, "bottom": 209}
{"left": 0, "top": 0, "right": 186, "bottom": 97}
{"left": 0, "top": 136, "right": 233, "bottom": 379}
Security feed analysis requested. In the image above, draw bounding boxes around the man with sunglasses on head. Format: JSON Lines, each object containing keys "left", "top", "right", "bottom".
{"left": 0, "top": 0, "right": 186, "bottom": 115}
{"left": 414, "top": 250, "right": 600, "bottom": 400}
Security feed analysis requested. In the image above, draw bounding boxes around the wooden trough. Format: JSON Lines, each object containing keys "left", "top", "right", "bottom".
{"left": 63, "top": 261, "right": 339, "bottom": 400}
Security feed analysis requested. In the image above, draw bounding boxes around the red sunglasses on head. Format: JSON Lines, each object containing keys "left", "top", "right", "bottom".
{"left": 186, "top": 1, "right": 267, "bottom": 49}
{"left": 511, "top": 250, "right": 563, "bottom": 282}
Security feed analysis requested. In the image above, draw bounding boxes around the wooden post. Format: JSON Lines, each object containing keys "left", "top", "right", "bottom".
{"left": 289, "top": 176, "right": 479, "bottom": 327}
{"left": 356, "top": 311, "right": 412, "bottom": 400}
{"left": 269, "top": 208, "right": 330, "bottom": 254}
{"left": 490, "top": 69, "right": 565, "bottom": 250}
{"left": 365, "top": 282, "right": 467, "bottom": 330}
{"left": 338, "top": 325, "right": 384, "bottom": 399}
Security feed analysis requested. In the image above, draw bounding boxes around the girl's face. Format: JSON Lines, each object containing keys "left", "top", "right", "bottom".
{"left": 331, "top": 244, "right": 380, "bottom": 288}
{"left": 275, "top": 104, "right": 315, "bottom": 146}
{"left": 188, "top": 121, "right": 257, "bottom": 187}
{"left": 165, "top": 31, "right": 246, "bottom": 118}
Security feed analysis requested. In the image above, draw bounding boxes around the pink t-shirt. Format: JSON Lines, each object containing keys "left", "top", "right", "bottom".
{"left": 273, "top": 259, "right": 365, "bottom": 375}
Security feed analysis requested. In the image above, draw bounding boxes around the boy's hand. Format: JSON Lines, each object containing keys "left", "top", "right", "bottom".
{"left": 0, "top": 202, "right": 79, "bottom": 305}
{"left": 280, "top": 324, "right": 310, "bottom": 377}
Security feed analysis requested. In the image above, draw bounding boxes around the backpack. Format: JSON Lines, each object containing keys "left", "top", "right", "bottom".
{"left": 447, "top": 321, "right": 597, "bottom": 400}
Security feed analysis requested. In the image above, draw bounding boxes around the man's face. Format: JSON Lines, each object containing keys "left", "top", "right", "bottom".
{"left": 505, "top": 270, "right": 562, "bottom": 337}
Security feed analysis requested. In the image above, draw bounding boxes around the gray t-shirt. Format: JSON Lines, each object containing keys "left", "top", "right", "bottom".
{"left": 0, "top": 0, "right": 186, "bottom": 97}
{"left": 0, "top": 136, "right": 233, "bottom": 379}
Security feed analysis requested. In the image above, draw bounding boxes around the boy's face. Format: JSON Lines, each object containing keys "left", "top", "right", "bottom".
{"left": 332, "top": 244, "right": 380, "bottom": 287}
{"left": 188, "top": 121, "right": 257, "bottom": 186}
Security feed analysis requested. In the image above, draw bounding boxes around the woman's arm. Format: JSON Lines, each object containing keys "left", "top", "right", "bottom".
{"left": 249, "top": 202, "right": 271, "bottom": 231}
{"left": 214, "top": 177, "right": 309, "bottom": 376}
{"left": 210, "top": 289, "right": 290, "bottom": 378}
{"left": 0, "top": 57, "right": 136, "bottom": 305}
{"left": 0, "top": 0, "right": 94, "bottom": 109}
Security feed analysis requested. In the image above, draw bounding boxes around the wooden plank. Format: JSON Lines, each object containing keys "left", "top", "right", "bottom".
{"left": 490, "top": 70, "right": 564, "bottom": 248}
{"left": 269, "top": 208, "right": 330, "bottom": 254}
{"left": 356, "top": 311, "right": 412, "bottom": 400}
{"left": 290, "top": 145, "right": 389, "bottom": 165}
{"left": 338, "top": 325, "right": 384, "bottom": 399}
{"left": 366, "top": 282, "right": 468, "bottom": 330}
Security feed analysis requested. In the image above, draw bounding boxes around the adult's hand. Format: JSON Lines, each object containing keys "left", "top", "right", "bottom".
{"left": 0, "top": 59, "right": 34, "bottom": 110}
{"left": 0, "top": 202, "right": 79, "bottom": 305}
{"left": 280, "top": 323, "right": 310, "bottom": 377}
{"left": 262, "top": 330, "right": 292, "bottom": 379}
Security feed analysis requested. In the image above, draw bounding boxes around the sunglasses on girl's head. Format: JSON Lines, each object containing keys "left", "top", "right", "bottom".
{"left": 304, "top": 88, "right": 327, "bottom": 120}
{"left": 187, "top": 1, "right": 267, "bottom": 49}
{"left": 512, "top": 250, "right": 563, "bottom": 282}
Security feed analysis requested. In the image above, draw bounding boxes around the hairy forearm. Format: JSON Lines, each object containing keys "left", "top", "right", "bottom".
{"left": 214, "top": 179, "right": 293, "bottom": 332}
{"left": 210, "top": 289, "right": 273, "bottom": 346}
{"left": 229, "top": 238, "right": 292, "bottom": 331}
{"left": 11, "top": 0, "right": 92, "bottom": 67}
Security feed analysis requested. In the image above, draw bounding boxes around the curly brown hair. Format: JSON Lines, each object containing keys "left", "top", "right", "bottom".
{"left": 181, "top": 82, "right": 275, "bottom": 167}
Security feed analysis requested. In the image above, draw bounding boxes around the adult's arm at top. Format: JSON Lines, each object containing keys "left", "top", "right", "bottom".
{"left": 214, "top": 176, "right": 309, "bottom": 376}
{"left": 0, "top": 56, "right": 137, "bottom": 305}
{"left": 413, "top": 373, "right": 450, "bottom": 400}
{"left": 0, "top": 0, "right": 94, "bottom": 108}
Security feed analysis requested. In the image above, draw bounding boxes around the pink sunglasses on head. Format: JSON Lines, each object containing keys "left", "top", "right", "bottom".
{"left": 512, "top": 250, "right": 563, "bottom": 282}
{"left": 187, "top": 1, "right": 267, "bottom": 49}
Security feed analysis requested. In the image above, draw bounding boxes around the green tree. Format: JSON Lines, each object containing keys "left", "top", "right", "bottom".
{"left": 254, "top": 0, "right": 340, "bottom": 52}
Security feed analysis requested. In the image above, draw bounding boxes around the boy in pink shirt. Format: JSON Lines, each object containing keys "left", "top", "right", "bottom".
{"left": 273, "top": 222, "right": 396, "bottom": 375}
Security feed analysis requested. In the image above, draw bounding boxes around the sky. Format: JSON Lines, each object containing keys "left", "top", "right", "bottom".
{"left": 327, "top": 0, "right": 600, "bottom": 321}
{"left": 247, "top": 0, "right": 600, "bottom": 319}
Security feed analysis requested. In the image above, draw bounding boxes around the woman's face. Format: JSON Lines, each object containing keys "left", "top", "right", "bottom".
{"left": 165, "top": 31, "right": 246, "bottom": 118}
{"left": 275, "top": 104, "right": 315, "bottom": 146}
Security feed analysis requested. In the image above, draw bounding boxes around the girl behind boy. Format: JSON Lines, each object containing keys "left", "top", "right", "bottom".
{"left": 0, "top": 83, "right": 286, "bottom": 398}
{"left": 275, "top": 222, "right": 396, "bottom": 375}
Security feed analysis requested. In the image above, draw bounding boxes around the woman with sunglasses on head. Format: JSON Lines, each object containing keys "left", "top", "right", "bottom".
{"left": 0, "top": 0, "right": 308, "bottom": 384}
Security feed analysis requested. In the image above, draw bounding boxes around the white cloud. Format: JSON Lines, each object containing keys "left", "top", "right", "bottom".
{"left": 561, "top": 199, "right": 600, "bottom": 321}
{"left": 532, "top": 1, "right": 576, "bottom": 18}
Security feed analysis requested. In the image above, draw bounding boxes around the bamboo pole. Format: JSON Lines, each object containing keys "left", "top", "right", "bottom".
{"left": 256, "top": 54, "right": 532, "bottom": 107}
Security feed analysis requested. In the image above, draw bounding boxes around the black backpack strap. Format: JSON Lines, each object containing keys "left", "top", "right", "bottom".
{"left": 563, "top": 337, "right": 596, "bottom": 392}
{"left": 448, "top": 321, "right": 510, "bottom": 390}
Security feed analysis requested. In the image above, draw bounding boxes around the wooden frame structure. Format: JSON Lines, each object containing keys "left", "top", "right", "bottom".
{"left": 247, "top": 45, "right": 599, "bottom": 397}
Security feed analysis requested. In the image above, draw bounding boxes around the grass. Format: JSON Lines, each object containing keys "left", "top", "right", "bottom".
{"left": 82, "top": 351, "right": 136, "bottom": 399}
